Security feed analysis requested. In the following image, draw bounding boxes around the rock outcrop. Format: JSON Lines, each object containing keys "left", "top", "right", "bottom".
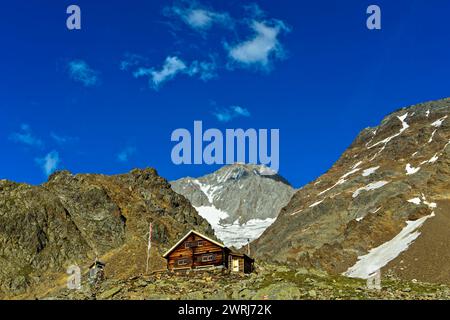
{"left": 0, "top": 168, "right": 213, "bottom": 298}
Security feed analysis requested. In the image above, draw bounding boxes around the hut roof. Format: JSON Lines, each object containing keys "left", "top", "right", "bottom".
{"left": 89, "top": 260, "right": 106, "bottom": 269}
{"left": 162, "top": 230, "right": 225, "bottom": 258}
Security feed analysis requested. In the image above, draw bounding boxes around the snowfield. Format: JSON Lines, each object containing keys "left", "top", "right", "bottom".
{"left": 318, "top": 178, "right": 347, "bottom": 196}
{"left": 352, "top": 181, "right": 389, "bottom": 198}
{"left": 195, "top": 205, "right": 229, "bottom": 226}
{"left": 192, "top": 179, "right": 220, "bottom": 203}
{"left": 407, "top": 198, "right": 422, "bottom": 205}
{"left": 367, "top": 113, "right": 409, "bottom": 160}
{"left": 405, "top": 163, "right": 421, "bottom": 175}
{"left": 421, "top": 154, "right": 439, "bottom": 165}
{"left": 428, "top": 129, "right": 437, "bottom": 143}
{"left": 367, "top": 113, "right": 409, "bottom": 149}
{"left": 362, "top": 166, "right": 380, "bottom": 177}
{"left": 431, "top": 115, "right": 447, "bottom": 128}
{"left": 344, "top": 212, "right": 435, "bottom": 279}
{"left": 309, "top": 199, "right": 325, "bottom": 208}
{"left": 195, "top": 205, "right": 275, "bottom": 248}
{"left": 408, "top": 195, "right": 437, "bottom": 209}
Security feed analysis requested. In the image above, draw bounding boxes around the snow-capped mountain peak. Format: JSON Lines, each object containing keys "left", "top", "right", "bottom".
{"left": 171, "top": 163, "right": 295, "bottom": 248}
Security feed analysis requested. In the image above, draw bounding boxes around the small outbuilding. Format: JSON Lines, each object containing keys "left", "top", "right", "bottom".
{"left": 163, "top": 230, "right": 254, "bottom": 274}
{"left": 88, "top": 259, "right": 106, "bottom": 284}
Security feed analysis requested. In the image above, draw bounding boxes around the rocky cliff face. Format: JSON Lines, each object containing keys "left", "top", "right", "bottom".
{"left": 171, "top": 164, "right": 295, "bottom": 248}
{"left": 0, "top": 168, "right": 213, "bottom": 298}
{"left": 252, "top": 98, "right": 450, "bottom": 284}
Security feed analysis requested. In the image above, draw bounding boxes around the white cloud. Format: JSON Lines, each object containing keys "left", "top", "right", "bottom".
{"left": 152, "top": 56, "right": 188, "bottom": 87}
{"left": 243, "top": 3, "right": 265, "bottom": 19}
{"left": 9, "top": 124, "right": 43, "bottom": 148}
{"left": 134, "top": 56, "right": 187, "bottom": 89}
{"left": 185, "top": 9, "right": 214, "bottom": 29}
{"left": 187, "top": 58, "right": 217, "bottom": 81}
{"left": 50, "top": 132, "right": 78, "bottom": 145}
{"left": 120, "top": 53, "right": 147, "bottom": 71}
{"left": 226, "top": 20, "right": 290, "bottom": 70}
{"left": 232, "top": 106, "right": 251, "bottom": 117}
{"left": 67, "top": 60, "right": 100, "bottom": 87}
{"left": 213, "top": 105, "right": 251, "bottom": 122}
{"left": 133, "top": 56, "right": 217, "bottom": 89}
{"left": 125, "top": 4, "right": 290, "bottom": 89}
{"left": 165, "top": 4, "right": 233, "bottom": 32}
{"left": 36, "top": 151, "right": 60, "bottom": 176}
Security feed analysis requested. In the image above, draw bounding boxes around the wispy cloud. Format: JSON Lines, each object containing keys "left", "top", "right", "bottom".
{"left": 164, "top": 2, "right": 233, "bottom": 32}
{"left": 226, "top": 19, "right": 290, "bottom": 71}
{"left": 120, "top": 53, "right": 148, "bottom": 71}
{"left": 187, "top": 58, "right": 217, "bottom": 81}
{"left": 134, "top": 56, "right": 187, "bottom": 89}
{"left": 132, "top": 56, "right": 217, "bottom": 89}
{"left": 117, "top": 147, "right": 136, "bottom": 163}
{"left": 123, "top": 3, "right": 290, "bottom": 89}
{"left": 35, "top": 151, "right": 60, "bottom": 176}
{"left": 50, "top": 132, "right": 79, "bottom": 145}
{"left": 67, "top": 60, "right": 100, "bottom": 87}
{"left": 243, "top": 3, "right": 266, "bottom": 19}
{"left": 213, "top": 105, "right": 251, "bottom": 122}
{"left": 9, "top": 124, "right": 44, "bottom": 148}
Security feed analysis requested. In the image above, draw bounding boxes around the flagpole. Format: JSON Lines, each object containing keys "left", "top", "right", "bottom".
{"left": 146, "top": 222, "right": 153, "bottom": 274}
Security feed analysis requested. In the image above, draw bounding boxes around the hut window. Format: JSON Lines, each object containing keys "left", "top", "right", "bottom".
{"left": 185, "top": 240, "right": 204, "bottom": 248}
{"left": 177, "top": 258, "right": 189, "bottom": 266}
{"left": 201, "top": 254, "right": 216, "bottom": 262}
{"left": 185, "top": 241, "right": 196, "bottom": 248}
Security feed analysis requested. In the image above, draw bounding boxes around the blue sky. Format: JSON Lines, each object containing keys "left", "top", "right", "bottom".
{"left": 1, "top": 0, "right": 450, "bottom": 188}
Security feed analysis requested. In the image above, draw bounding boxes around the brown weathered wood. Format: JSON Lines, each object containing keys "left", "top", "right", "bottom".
{"left": 164, "top": 231, "right": 254, "bottom": 274}
{"left": 166, "top": 233, "right": 227, "bottom": 270}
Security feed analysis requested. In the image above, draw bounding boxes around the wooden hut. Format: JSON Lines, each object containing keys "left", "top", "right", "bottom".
{"left": 163, "top": 230, "right": 254, "bottom": 274}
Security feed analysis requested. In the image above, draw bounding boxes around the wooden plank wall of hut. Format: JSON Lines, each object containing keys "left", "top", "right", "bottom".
{"left": 167, "top": 233, "right": 225, "bottom": 270}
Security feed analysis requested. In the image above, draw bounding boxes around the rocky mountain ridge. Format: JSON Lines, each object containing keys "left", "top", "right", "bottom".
{"left": 253, "top": 97, "right": 450, "bottom": 285}
{"left": 0, "top": 168, "right": 213, "bottom": 298}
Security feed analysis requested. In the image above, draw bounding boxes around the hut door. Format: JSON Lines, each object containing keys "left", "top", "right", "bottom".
{"left": 232, "top": 258, "right": 239, "bottom": 272}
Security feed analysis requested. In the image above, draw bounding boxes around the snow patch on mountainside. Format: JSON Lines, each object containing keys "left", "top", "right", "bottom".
{"left": 317, "top": 165, "right": 363, "bottom": 196}
{"left": 431, "top": 115, "right": 447, "bottom": 128}
{"left": 192, "top": 179, "right": 219, "bottom": 204}
{"left": 362, "top": 166, "right": 380, "bottom": 177}
{"left": 344, "top": 211, "right": 436, "bottom": 279}
{"left": 309, "top": 199, "right": 325, "bottom": 208}
{"left": 407, "top": 194, "right": 437, "bottom": 209}
{"left": 421, "top": 154, "right": 439, "bottom": 165}
{"left": 195, "top": 205, "right": 276, "bottom": 248}
{"left": 428, "top": 129, "right": 437, "bottom": 143}
{"left": 407, "top": 198, "right": 422, "bottom": 205}
{"left": 352, "top": 181, "right": 389, "bottom": 198}
{"left": 367, "top": 113, "right": 409, "bottom": 149}
{"left": 318, "top": 178, "right": 347, "bottom": 196}
{"left": 406, "top": 164, "right": 421, "bottom": 175}
{"left": 341, "top": 168, "right": 361, "bottom": 179}
{"left": 367, "top": 113, "right": 409, "bottom": 160}
{"left": 195, "top": 206, "right": 229, "bottom": 226}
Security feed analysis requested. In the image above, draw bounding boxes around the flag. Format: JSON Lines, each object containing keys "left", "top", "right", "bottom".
{"left": 145, "top": 222, "right": 153, "bottom": 273}
{"left": 147, "top": 222, "right": 153, "bottom": 251}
